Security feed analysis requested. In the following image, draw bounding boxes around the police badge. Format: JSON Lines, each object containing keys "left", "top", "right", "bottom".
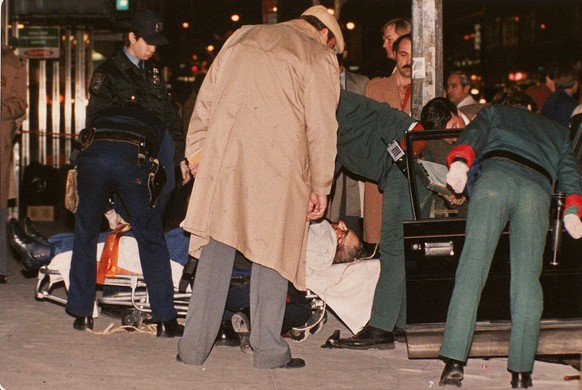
{"left": 91, "top": 72, "right": 106, "bottom": 92}
{"left": 152, "top": 67, "right": 161, "bottom": 87}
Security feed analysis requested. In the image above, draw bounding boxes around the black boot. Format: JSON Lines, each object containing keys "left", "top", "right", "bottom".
{"left": 439, "top": 358, "right": 464, "bottom": 387}
{"left": 8, "top": 218, "right": 54, "bottom": 272}
{"left": 510, "top": 371, "right": 532, "bottom": 388}
{"left": 73, "top": 316, "right": 94, "bottom": 331}
{"left": 157, "top": 317, "right": 184, "bottom": 338}
{"left": 24, "top": 217, "right": 50, "bottom": 245}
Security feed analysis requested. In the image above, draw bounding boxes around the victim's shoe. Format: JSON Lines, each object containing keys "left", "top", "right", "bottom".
{"left": 231, "top": 310, "right": 252, "bottom": 354}
{"left": 335, "top": 325, "right": 395, "bottom": 350}
{"left": 439, "top": 359, "right": 464, "bottom": 387}
{"left": 24, "top": 217, "right": 50, "bottom": 245}
{"left": 8, "top": 218, "right": 53, "bottom": 272}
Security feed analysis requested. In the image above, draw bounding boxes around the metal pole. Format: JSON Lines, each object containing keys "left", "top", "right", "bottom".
{"left": 64, "top": 28, "right": 72, "bottom": 160}
{"left": 51, "top": 60, "right": 60, "bottom": 168}
{"left": 411, "top": 0, "right": 443, "bottom": 119}
{"left": 38, "top": 59, "right": 47, "bottom": 165}
{"left": 74, "top": 28, "right": 86, "bottom": 133}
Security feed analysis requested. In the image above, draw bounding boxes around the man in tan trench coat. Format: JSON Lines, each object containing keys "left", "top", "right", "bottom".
{"left": 1, "top": 45, "right": 28, "bottom": 283}
{"left": 177, "top": 6, "right": 344, "bottom": 369}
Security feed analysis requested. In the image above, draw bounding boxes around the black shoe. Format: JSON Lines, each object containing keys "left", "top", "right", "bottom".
{"left": 278, "top": 357, "right": 305, "bottom": 369}
{"left": 335, "top": 325, "right": 395, "bottom": 350}
{"left": 24, "top": 217, "right": 50, "bottom": 245}
{"left": 510, "top": 371, "right": 532, "bottom": 388}
{"left": 8, "top": 218, "right": 53, "bottom": 272}
{"left": 73, "top": 316, "right": 94, "bottom": 331}
{"left": 0, "top": 275, "right": 6, "bottom": 284}
{"left": 439, "top": 359, "right": 464, "bottom": 387}
{"left": 157, "top": 317, "right": 184, "bottom": 338}
{"left": 393, "top": 326, "right": 406, "bottom": 342}
{"left": 215, "top": 320, "right": 240, "bottom": 347}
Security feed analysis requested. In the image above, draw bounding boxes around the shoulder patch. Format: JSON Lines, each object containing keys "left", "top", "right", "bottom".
{"left": 90, "top": 72, "right": 106, "bottom": 92}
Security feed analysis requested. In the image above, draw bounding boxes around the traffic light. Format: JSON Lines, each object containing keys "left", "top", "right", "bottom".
{"left": 116, "top": 0, "right": 129, "bottom": 11}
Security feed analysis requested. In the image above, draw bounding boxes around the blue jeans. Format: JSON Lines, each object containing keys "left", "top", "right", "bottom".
{"left": 65, "top": 141, "right": 176, "bottom": 322}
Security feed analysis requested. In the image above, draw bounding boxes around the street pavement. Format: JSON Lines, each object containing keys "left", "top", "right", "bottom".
{"left": 0, "top": 221, "right": 580, "bottom": 390}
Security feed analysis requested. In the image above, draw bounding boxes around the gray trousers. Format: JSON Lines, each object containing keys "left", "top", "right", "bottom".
{"left": 178, "top": 238, "right": 291, "bottom": 368}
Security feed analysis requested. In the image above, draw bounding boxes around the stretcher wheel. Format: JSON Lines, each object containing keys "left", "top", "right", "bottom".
{"left": 122, "top": 308, "right": 145, "bottom": 327}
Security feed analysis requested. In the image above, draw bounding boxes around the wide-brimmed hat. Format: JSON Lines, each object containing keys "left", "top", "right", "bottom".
{"left": 301, "top": 5, "right": 345, "bottom": 54}
{"left": 129, "top": 9, "right": 169, "bottom": 46}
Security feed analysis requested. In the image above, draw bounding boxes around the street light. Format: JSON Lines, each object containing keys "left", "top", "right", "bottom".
{"left": 346, "top": 22, "right": 355, "bottom": 30}
{"left": 231, "top": 14, "right": 240, "bottom": 22}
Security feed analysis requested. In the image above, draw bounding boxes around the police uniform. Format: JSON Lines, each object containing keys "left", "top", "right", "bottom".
{"left": 87, "top": 49, "right": 184, "bottom": 163}
{"left": 66, "top": 10, "right": 183, "bottom": 335}
{"left": 66, "top": 106, "right": 178, "bottom": 324}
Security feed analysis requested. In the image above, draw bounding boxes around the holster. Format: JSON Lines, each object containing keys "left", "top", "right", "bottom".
{"left": 147, "top": 158, "right": 166, "bottom": 208}
{"left": 70, "top": 127, "right": 96, "bottom": 165}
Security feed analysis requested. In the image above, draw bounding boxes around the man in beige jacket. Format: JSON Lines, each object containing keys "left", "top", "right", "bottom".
{"left": 1, "top": 45, "right": 28, "bottom": 283}
{"left": 177, "top": 6, "right": 344, "bottom": 369}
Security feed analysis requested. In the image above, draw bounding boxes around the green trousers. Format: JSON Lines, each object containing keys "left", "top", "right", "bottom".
{"left": 439, "top": 159, "right": 552, "bottom": 372}
{"left": 369, "top": 170, "right": 411, "bottom": 331}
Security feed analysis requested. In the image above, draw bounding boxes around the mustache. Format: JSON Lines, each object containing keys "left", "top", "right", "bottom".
{"left": 403, "top": 64, "right": 412, "bottom": 69}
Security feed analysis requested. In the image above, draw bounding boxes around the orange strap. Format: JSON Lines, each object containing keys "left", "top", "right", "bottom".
{"left": 96, "top": 224, "right": 134, "bottom": 284}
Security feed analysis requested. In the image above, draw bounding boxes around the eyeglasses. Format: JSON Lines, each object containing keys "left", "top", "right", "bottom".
{"left": 334, "top": 226, "right": 348, "bottom": 247}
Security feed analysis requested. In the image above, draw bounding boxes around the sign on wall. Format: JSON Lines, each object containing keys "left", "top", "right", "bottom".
{"left": 15, "top": 27, "right": 60, "bottom": 59}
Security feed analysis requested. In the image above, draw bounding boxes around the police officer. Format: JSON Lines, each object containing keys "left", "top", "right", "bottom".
{"left": 87, "top": 9, "right": 188, "bottom": 184}
{"left": 65, "top": 10, "right": 184, "bottom": 337}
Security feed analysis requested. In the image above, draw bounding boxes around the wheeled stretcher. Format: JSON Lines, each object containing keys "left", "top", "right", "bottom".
{"left": 35, "top": 228, "right": 195, "bottom": 322}
{"left": 33, "top": 227, "right": 326, "bottom": 336}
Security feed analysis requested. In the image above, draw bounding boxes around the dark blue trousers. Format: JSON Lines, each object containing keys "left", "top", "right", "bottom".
{"left": 65, "top": 141, "right": 176, "bottom": 322}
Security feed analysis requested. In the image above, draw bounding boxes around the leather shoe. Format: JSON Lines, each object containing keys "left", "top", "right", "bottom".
{"left": 24, "top": 217, "right": 50, "bottom": 245}
{"left": 73, "top": 316, "right": 94, "bottom": 331}
{"left": 157, "top": 317, "right": 184, "bottom": 338}
{"left": 277, "top": 357, "right": 305, "bottom": 369}
{"left": 335, "top": 325, "right": 395, "bottom": 350}
{"left": 8, "top": 218, "right": 53, "bottom": 272}
{"left": 393, "top": 326, "right": 406, "bottom": 342}
{"left": 215, "top": 320, "right": 240, "bottom": 346}
{"left": 510, "top": 371, "right": 533, "bottom": 388}
{"left": 439, "top": 359, "right": 464, "bottom": 387}
{"left": 0, "top": 275, "right": 6, "bottom": 284}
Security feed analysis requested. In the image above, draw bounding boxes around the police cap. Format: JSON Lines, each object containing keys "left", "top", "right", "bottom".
{"left": 129, "top": 9, "right": 169, "bottom": 46}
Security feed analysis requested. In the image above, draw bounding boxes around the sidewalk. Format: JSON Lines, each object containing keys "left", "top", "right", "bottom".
{"left": 0, "top": 223, "right": 580, "bottom": 389}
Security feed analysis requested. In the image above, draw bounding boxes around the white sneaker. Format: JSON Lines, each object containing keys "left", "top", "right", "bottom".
{"left": 288, "top": 302, "right": 327, "bottom": 342}
{"left": 231, "top": 311, "right": 252, "bottom": 354}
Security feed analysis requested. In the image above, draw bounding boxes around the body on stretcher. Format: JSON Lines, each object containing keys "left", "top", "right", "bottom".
{"left": 35, "top": 227, "right": 201, "bottom": 319}
{"left": 34, "top": 223, "right": 376, "bottom": 336}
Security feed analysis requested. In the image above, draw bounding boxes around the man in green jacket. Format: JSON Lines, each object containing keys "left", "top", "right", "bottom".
{"left": 439, "top": 87, "right": 582, "bottom": 388}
